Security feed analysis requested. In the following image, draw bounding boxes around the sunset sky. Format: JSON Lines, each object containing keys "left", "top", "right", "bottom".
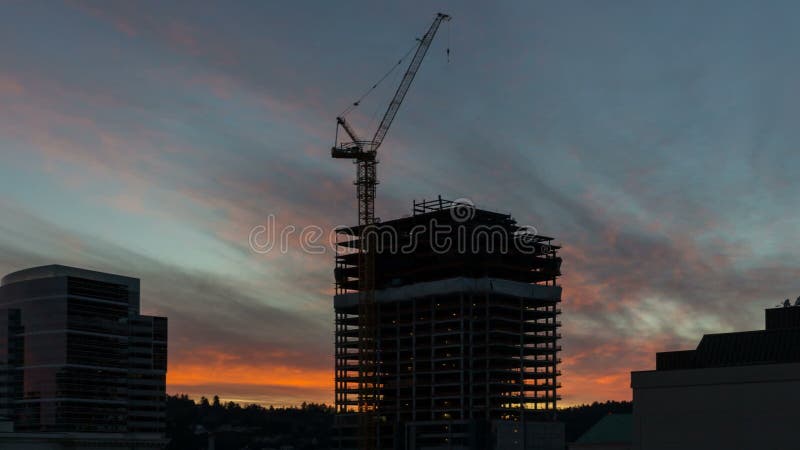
{"left": 2, "top": 0, "right": 800, "bottom": 407}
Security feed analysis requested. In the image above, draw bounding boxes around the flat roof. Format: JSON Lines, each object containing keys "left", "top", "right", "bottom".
{"left": 1, "top": 264, "right": 139, "bottom": 289}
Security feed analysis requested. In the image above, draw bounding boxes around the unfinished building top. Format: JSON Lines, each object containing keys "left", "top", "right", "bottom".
{"left": 334, "top": 197, "right": 562, "bottom": 293}
{"left": 337, "top": 197, "right": 558, "bottom": 245}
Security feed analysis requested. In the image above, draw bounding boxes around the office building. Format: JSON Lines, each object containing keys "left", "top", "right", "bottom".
{"left": 0, "top": 265, "right": 167, "bottom": 449}
{"left": 631, "top": 304, "right": 800, "bottom": 450}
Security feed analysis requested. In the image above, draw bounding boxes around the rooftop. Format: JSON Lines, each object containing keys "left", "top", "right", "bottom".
{"left": 656, "top": 306, "right": 800, "bottom": 371}
{"left": 574, "top": 414, "right": 633, "bottom": 444}
{"left": 334, "top": 197, "right": 561, "bottom": 293}
{"left": 1, "top": 264, "right": 139, "bottom": 289}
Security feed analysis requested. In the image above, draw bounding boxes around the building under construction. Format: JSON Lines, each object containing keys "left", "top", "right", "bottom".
{"left": 333, "top": 198, "right": 565, "bottom": 450}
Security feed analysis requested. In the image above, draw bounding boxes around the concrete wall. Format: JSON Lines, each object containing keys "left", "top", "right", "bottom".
{"left": 401, "top": 420, "right": 564, "bottom": 450}
{"left": 569, "top": 445, "right": 630, "bottom": 450}
{"left": 334, "top": 276, "right": 561, "bottom": 308}
{"left": 0, "top": 432, "right": 166, "bottom": 449}
{"left": 0, "top": 442, "right": 61, "bottom": 450}
{"left": 493, "top": 421, "right": 564, "bottom": 450}
{"left": 631, "top": 362, "right": 800, "bottom": 450}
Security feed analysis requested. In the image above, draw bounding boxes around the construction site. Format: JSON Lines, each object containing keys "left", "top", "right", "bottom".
{"left": 330, "top": 13, "right": 565, "bottom": 450}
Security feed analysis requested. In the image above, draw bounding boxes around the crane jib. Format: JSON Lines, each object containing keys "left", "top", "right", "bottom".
{"left": 332, "top": 13, "right": 450, "bottom": 159}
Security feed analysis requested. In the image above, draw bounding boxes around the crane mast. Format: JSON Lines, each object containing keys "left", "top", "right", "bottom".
{"left": 331, "top": 12, "right": 450, "bottom": 450}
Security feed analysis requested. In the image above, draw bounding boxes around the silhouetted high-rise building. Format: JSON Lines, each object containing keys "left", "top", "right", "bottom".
{"left": 333, "top": 199, "right": 565, "bottom": 450}
{"left": 0, "top": 265, "right": 167, "bottom": 449}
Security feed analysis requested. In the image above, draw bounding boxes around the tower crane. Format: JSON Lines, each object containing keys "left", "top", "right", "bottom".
{"left": 331, "top": 12, "right": 450, "bottom": 450}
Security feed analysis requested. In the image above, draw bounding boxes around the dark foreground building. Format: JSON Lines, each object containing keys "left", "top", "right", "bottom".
{"left": 333, "top": 199, "right": 565, "bottom": 450}
{"left": 0, "top": 265, "right": 167, "bottom": 449}
{"left": 631, "top": 304, "right": 800, "bottom": 450}
{"left": 569, "top": 414, "right": 632, "bottom": 450}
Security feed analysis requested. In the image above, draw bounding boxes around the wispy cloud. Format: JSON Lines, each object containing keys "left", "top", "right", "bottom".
{"left": 3, "top": 1, "right": 800, "bottom": 406}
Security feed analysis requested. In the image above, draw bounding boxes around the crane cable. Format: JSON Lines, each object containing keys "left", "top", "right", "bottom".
{"left": 447, "top": 19, "right": 451, "bottom": 63}
{"left": 339, "top": 41, "right": 419, "bottom": 117}
{"left": 367, "top": 60, "right": 404, "bottom": 134}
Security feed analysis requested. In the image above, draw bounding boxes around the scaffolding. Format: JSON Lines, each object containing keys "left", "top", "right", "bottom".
{"left": 333, "top": 200, "right": 563, "bottom": 449}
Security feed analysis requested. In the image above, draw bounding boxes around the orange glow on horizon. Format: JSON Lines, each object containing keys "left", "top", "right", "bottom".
{"left": 166, "top": 346, "right": 637, "bottom": 407}
{"left": 168, "top": 363, "right": 333, "bottom": 390}
{"left": 166, "top": 347, "right": 334, "bottom": 405}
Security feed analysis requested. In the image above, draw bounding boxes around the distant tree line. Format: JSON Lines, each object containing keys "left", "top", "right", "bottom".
{"left": 166, "top": 395, "right": 631, "bottom": 449}
{"left": 558, "top": 400, "right": 633, "bottom": 442}
{"left": 166, "top": 394, "right": 333, "bottom": 450}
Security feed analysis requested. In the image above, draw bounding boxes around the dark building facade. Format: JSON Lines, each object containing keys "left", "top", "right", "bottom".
{"left": 0, "top": 265, "right": 167, "bottom": 448}
{"left": 333, "top": 199, "right": 565, "bottom": 450}
{"left": 631, "top": 305, "right": 800, "bottom": 450}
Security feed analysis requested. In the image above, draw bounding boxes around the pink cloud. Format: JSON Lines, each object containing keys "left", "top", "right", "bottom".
{"left": 64, "top": 0, "right": 139, "bottom": 37}
{"left": 0, "top": 73, "right": 24, "bottom": 96}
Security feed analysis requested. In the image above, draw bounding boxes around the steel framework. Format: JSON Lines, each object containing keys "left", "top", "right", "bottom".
{"left": 333, "top": 201, "right": 563, "bottom": 449}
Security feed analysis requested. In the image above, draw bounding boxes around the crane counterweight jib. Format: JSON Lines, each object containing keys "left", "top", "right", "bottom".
{"left": 331, "top": 146, "right": 375, "bottom": 160}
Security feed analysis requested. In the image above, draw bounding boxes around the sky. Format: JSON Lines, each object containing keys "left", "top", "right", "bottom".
{"left": 2, "top": 0, "right": 800, "bottom": 407}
